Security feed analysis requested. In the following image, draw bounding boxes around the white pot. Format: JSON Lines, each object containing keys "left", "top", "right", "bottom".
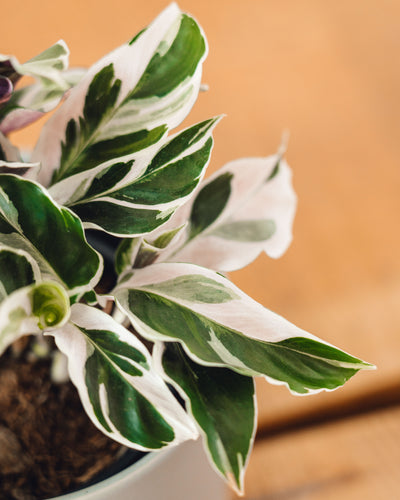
{"left": 51, "top": 439, "right": 226, "bottom": 500}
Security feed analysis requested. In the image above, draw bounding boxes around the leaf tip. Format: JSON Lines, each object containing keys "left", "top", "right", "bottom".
{"left": 226, "top": 472, "right": 244, "bottom": 496}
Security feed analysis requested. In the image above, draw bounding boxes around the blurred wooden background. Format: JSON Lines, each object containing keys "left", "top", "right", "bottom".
{"left": 3, "top": 1, "right": 400, "bottom": 498}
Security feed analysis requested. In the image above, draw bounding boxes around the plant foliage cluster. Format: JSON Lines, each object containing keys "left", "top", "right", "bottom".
{"left": 0, "top": 4, "right": 371, "bottom": 493}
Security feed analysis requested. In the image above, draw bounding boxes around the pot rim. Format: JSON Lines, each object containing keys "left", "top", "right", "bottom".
{"left": 50, "top": 443, "right": 177, "bottom": 499}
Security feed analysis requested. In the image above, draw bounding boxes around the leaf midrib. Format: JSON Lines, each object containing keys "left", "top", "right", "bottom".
{"left": 130, "top": 286, "right": 364, "bottom": 371}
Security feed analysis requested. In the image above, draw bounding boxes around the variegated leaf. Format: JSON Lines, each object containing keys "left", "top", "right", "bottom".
{"left": 0, "top": 245, "right": 40, "bottom": 301}
{"left": 155, "top": 342, "right": 256, "bottom": 494}
{"left": 134, "top": 225, "right": 188, "bottom": 269}
{"left": 49, "top": 118, "right": 218, "bottom": 236}
{"left": 52, "top": 304, "right": 198, "bottom": 450}
{"left": 32, "top": 3, "right": 208, "bottom": 187}
{"left": 0, "top": 41, "right": 73, "bottom": 134}
{"left": 0, "top": 160, "right": 39, "bottom": 175}
{"left": 114, "top": 238, "right": 142, "bottom": 275}
{"left": 0, "top": 68, "right": 85, "bottom": 135}
{"left": 114, "top": 223, "right": 189, "bottom": 278}
{"left": 115, "top": 263, "right": 374, "bottom": 395}
{"left": 0, "top": 40, "right": 70, "bottom": 89}
{"left": 150, "top": 154, "right": 296, "bottom": 271}
{"left": 0, "top": 280, "right": 70, "bottom": 356}
{"left": 115, "top": 224, "right": 186, "bottom": 275}
{"left": 0, "top": 133, "right": 39, "bottom": 173}
{"left": 0, "top": 132, "right": 20, "bottom": 162}
{"left": 0, "top": 174, "right": 102, "bottom": 297}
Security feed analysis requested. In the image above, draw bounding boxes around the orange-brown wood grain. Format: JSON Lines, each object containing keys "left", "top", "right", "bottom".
{"left": 231, "top": 405, "right": 400, "bottom": 500}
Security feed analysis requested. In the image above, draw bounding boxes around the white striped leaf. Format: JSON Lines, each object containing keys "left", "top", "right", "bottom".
{"left": 52, "top": 304, "right": 198, "bottom": 450}
{"left": 115, "top": 224, "right": 186, "bottom": 275}
{"left": 49, "top": 117, "right": 218, "bottom": 236}
{"left": 115, "top": 263, "right": 374, "bottom": 395}
{"left": 0, "top": 68, "right": 85, "bottom": 136}
{"left": 150, "top": 154, "right": 296, "bottom": 271}
{"left": 0, "top": 174, "right": 102, "bottom": 297}
{"left": 32, "top": 4, "right": 208, "bottom": 187}
{"left": 0, "top": 280, "right": 70, "bottom": 356}
{"left": 0, "top": 41, "right": 73, "bottom": 134}
{"left": 0, "top": 160, "right": 39, "bottom": 175}
{"left": 0, "top": 132, "right": 20, "bottom": 162}
{"left": 134, "top": 225, "right": 188, "bottom": 270}
{"left": 155, "top": 342, "right": 256, "bottom": 494}
{"left": 0, "top": 133, "right": 39, "bottom": 173}
{"left": 0, "top": 40, "right": 69, "bottom": 89}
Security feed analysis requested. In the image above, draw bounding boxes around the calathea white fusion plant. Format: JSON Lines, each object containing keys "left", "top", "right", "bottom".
{"left": 0, "top": 3, "right": 372, "bottom": 494}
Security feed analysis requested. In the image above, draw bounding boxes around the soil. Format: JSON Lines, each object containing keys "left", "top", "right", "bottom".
{"left": 0, "top": 344, "right": 127, "bottom": 500}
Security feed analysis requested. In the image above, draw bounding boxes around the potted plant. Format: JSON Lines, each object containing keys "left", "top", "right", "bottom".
{"left": 0, "top": 3, "right": 373, "bottom": 498}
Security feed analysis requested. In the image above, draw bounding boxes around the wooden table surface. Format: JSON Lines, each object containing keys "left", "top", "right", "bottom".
{"left": 4, "top": 1, "right": 400, "bottom": 498}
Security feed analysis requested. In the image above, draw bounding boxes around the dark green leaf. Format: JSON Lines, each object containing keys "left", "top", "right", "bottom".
{"left": 130, "top": 15, "right": 206, "bottom": 99}
{"left": 189, "top": 172, "right": 233, "bottom": 239}
{"left": 161, "top": 343, "right": 255, "bottom": 492}
{"left": 0, "top": 175, "right": 101, "bottom": 294}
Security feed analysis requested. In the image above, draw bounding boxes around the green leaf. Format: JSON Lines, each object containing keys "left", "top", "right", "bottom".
{"left": 0, "top": 174, "right": 102, "bottom": 297}
{"left": 52, "top": 304, "right": 198, "bottom": 450}
{"left": 130, "top": 14, "right": 206, "bottom": 99}
{"left": 157, "top": 342, "right": 256, "bottom": 494}
{"left": 210, "top": 219, "right": 276, "bottom": 242}
{"left": 150, "top": 155, "right": 297, "bottom": 272}
{"left": 152, "top": 224, "right": 186, "bottom": 249}
{"left": 115, "top": 238, "right": 142, "bottom": 275}
{"left": 115, "top": 263, "right": 374, "bottom": 395}
{"left": 0, "top": 41, "right": 77, "bottom": 134}
{"left": 0, "top": 68, "right": 85, "bottom": 135}
{"left": 31, "top": 281, "right": 71, "bottom": 330}
{"left": 0, "top": 132, "right": 20, "bottom": 162}
{"left": 137, "top": 226, "right": 189, "bottom": 270}
{"left": 0, "top": 246, "right": 39, "bottom": 300}
{"left": 189, "top": 171, "right": 233, "bottom": 239}
{"left": 114, "top": 224, "right": 187, "bottom": 276}
{"left": 53, "top": 63, "right": 157, "bottom": 181}
{"left": 0, "top": 281, "right": 70, "bottom": 356}
{"left": 143, "top": 275, "right": 240, "bottom": 304}
{"left": 0, "top": 40, "right": 70, "bottom": 90}
{"left": 50, "top": 118, "right": 218, "bottom": 237}
{"left": 33, "top": 4, "right": 208, "bottom": 187}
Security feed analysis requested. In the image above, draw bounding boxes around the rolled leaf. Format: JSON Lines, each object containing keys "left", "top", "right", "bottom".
{"left": 133, "top": 224, "right": 187, "bottom": 270}
{"left": 0, "top": 174, "right": 102, "bottom": 297}
{"left": 0, "top": 281, "right": 70, "bottom": 356}
{"left": 32, "top": 3, "right": 208, "bottom": 187}
{"left": 151, "top": 155, "right": 296, "bottom": 271}
{"left": 155, "top": 342, "right": 256, "bottom": 494}
{"left": 115, "top": 223, "right": 186, "bottom": 275}
{"left": 49, "top": 118, "right": 217, "bottom": 236}
{"left": 52, "top": 304, "right": 198, "bottom": 450}
{"left": 115, "top": 263, "right": 374, "bottom": 395}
